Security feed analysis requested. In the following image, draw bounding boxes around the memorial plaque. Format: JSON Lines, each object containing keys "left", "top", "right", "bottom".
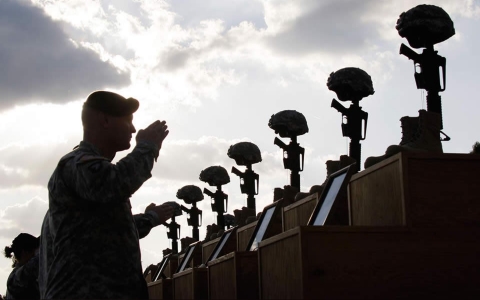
{"left": 246, "top": 199, "right": 284, "bottom": 251}
{"left": 152, "top": 254, "right": 172, "bottom": 281}
{"left": 308, "top": 164, "right": 356, "bottom": 226}
{"left": 176, "top": 241, "right": 202, "bottom": 273}
{"left": 206, "top": 227, "right": 238, "bottom": 263}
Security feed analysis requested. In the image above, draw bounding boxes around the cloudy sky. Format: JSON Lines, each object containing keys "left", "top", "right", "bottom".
{"left": 1, "top": 0, "right": 479, "bottom": 291}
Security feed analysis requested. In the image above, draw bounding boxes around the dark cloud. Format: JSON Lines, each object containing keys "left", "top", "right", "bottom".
{"left": 268, "top": 0, "right": 381, "bottom": 55}
{"left": 166, "top": 0, "right": 266, "bottom": 29}
{"left": 0, "top": 0, "right": 130, "bottom": 111}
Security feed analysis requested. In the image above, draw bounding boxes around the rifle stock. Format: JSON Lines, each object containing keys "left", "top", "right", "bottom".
{"left": 399, "top": 43, "right": 420, "bottom": 62}
{"left": 203, "top": 188, "right": 214, "bottom": 198}
{"left": 231, "top": 166, "right": 244, "bottom": 177}
{"left": 274, "top": 137, "right": 287, "bottom": 150}
{"left": 331, "top": 99, "right": 347, "bottom": 115}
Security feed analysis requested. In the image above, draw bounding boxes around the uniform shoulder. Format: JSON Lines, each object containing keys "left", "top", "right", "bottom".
{"left": 76, "top": 154, "right": 109, "bottom": 165}
{"left": 58, "top": 146, "right": 108, "bottom": 168}
{"left": 58, "top": 150, "right": 77, "bottom": 166}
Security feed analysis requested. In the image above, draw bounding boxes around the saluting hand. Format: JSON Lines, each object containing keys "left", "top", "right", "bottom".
{"left": 145, "top": 203, "right": 175, "bottom": 224}
{"left": 136, "top": 120, "right": 169, "bottom": 161}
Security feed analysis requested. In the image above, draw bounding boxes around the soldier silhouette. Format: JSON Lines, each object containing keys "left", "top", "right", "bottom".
{"left": 4, "top": 233, "right": 40, "bottom": 299}
{"left": 39, "top": 91, "right": 175, "bottom": 299}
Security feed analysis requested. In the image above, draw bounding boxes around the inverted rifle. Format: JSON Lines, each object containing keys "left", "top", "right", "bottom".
{"left": 331, "top": 98, "right": 368, "bottom": 172}
{"left": 399, "top": 43, "right": 446, "bottom": 93}
{"left": 204, "top": 187, "right": 228, "bottom": 229}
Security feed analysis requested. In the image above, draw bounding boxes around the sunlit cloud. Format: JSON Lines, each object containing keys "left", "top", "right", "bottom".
{"left": 0, "top": 197, "right": 47, "bottom": 239}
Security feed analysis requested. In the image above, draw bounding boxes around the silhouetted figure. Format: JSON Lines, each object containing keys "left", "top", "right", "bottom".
{"left": 4, "top": 233, "right": 40, "bottom": 299}
{"left": 39, "top": 91, "right": 175, "bottom": 299}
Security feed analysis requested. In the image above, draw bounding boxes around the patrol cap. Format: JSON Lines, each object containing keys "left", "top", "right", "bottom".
{"left": 83, "top": 91, "right": 139, "bottom": 117}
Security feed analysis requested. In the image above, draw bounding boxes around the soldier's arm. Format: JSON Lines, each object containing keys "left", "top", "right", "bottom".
{"left": 68, "top": 141, "right": 159, "bottom": 204}
{"left": 133, "top": 211, "right": 161, "bottom": 239}
{"left": 133, "top": 204, "right": 175, "bottom": 238}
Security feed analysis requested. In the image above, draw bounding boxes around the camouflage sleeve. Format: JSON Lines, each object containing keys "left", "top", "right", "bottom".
{"left": 133, "top": 211, "right": 161, "bottom": 239}
{"left": 7, "top": 252, "right": 40, "bottom": 297}
{"left": 65, "top": 141, "right": 159, "bottom": 204}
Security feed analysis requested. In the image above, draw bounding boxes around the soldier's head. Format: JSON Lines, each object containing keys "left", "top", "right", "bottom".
{"left": 81, "top": 91, "right": 139, "bottom": 156}
{"left": 4, "top": 233, "right": 39, "bottom": 267}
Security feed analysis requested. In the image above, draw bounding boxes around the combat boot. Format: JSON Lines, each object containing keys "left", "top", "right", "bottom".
{"left": 398, "top": 116, "right": 419, "bottom": 145}
{"left": 386, "top": 109, "right": 442, "bottom": 156}
{"left": 323, "top": 160, "right": 341, "bottom": 185}
{"left": 364, "top": 114, "right": 420, "bottom": 169}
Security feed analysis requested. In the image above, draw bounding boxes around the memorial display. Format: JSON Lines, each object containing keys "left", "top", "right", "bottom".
{"left": 397, "top": 4, "right": 453, "bottom": 139}
{"left": 269, "top": 110, "right": 308, "bottom": 191}
{"left": 228, "top": 141, "right": 262, "bottom": 213}
{"left": 147, "top": 3, "right": 480, "bottom": 299}
{"left": 397, "top": 4, "right": 454, "bottom": 129}
{"left": 200, "top": 166, "right": 230, "bottom": 230}
{"left": 161, "top": 201, "right": 182, "bottom": 254}
{"left": 177, "top": 185, "right": 204, "bottom": 241}
{"left": 327, "top": 67, "right": 373, "bottom": 172}
{"left": 364, "top": 4, "right": 454, "bottom": 169}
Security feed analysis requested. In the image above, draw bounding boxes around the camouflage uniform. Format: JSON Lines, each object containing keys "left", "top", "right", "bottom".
{"left": 5, "top": 253, "right": 40, "bottom": 299}
{"left": 39, "top": 140, "right": 161, "bottom": 299}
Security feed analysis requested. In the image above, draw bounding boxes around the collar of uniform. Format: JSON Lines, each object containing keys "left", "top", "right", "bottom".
{"left": 77, "top": 141, "right": 112, "bottom": 162}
